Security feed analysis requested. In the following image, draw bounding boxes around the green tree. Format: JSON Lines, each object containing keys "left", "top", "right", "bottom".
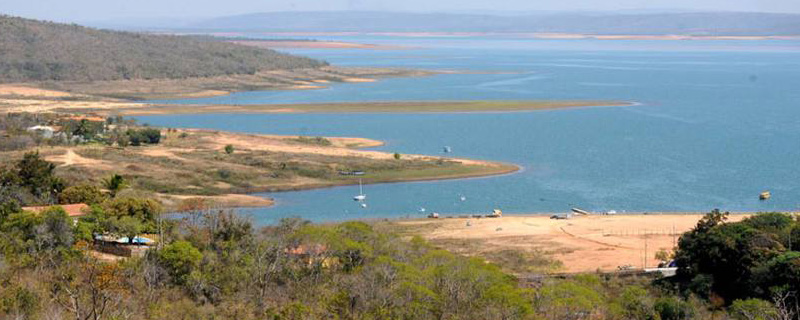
{"left": 59, "top": 184, "right": 106, "bottom": 205}
{"left": 729, "top": 298, "right": 779, "bottom": 320}
{"left": 103, "top": 174, "right": 127, "bottom": 198}
{"left": 38, "top": 206, "right": 74, "bottom": 249}
{"left": 158, "top": 240, "right": 203, "bottom": 284}
{"left": 104, "top": 197, "right": 161, "bottom": 230}
{"left": 12, "top": 151, "right": 65, "bottom": 203}
{"left": 108, "top": 216, "right": 144, "bottom": 244}
{"left": 619, "top": 286, "right": 657, "bottom": 320}
{"left": 393, "top": 152, "right": 401, "bottom": 160}
{"left": 224, "top": 144, "right": 234, "bottom": 155}
{"left": 654, "top": 296, "right": 694, "bottom": 320}
{"left": 674, "top": 210, "right": 785, "bottom": 301}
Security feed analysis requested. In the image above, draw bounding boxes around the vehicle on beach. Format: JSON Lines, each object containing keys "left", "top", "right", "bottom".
{"left": 550, "top": 213, "right": 572, "bottom": 220}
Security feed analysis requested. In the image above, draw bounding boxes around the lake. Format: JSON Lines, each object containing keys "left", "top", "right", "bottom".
{"left": 137, "top": 36, "right": 800, "bottom": 225}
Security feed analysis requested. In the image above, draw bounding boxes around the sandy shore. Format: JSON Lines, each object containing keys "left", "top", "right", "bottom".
{"left": 394, "top": 213, "right": 751, "bottom": 273}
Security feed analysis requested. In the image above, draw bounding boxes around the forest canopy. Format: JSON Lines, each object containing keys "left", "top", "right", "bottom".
{"left": 0, "top": 15, "right": 327, "bottom": 83}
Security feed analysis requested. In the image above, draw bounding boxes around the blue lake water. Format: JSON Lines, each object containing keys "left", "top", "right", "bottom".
{"left": 138, "top": 37, "right": 800, "bottom": 225}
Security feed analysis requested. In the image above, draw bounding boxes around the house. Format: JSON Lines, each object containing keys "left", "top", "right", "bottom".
{"left": 22, "top": 203, "right": 89, "bottom": 218}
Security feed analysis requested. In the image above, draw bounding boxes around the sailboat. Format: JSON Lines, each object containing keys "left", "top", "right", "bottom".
{"left": 353, "top": 179, "right": 366, "bottom": 202}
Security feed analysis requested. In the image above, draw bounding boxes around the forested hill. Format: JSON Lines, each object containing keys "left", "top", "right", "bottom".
{"left": 0, "top": 15, "right": 327, "bottom": 83}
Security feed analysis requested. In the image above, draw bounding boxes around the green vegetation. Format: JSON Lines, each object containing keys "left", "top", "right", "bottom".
{"left": 671, "top": 210, "right": 800, "bottom": 313}
{"left": 293, "top": 136, "right": 332, "bottom": 146}
{"left": 224, "top": 144, "right": 234, "bottom": 154}
{"left": 0, "top": 15, "right": 325, "bottom": 83}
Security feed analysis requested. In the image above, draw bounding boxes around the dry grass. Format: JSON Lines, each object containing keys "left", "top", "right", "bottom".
{"left": 0, "top": 129, "right": 517, "bottom": 208}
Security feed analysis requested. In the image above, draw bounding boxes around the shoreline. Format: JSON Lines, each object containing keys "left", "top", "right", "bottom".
{"left": 110, "top": 100, "right": 635, "bottom": 116}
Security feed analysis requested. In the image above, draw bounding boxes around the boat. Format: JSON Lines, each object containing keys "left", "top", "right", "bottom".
{"left": 487, "top": 209, "right": 503, "bottom": 218}
{"left": 571, "top": 208, "right": 591, "bottom": 215}
{"left": 759, "top": 191, "right": 771, "bottom": 200}
{"left": 443, "top": 146, "right": 452, "bottom": 153}
{"left": 353, "top": 179, "right": 366, "bottom": 201}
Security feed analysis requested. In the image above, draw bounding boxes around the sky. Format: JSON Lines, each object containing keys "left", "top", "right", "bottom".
{"left": 3, "top": 0, "right": 800, "bottom": 22}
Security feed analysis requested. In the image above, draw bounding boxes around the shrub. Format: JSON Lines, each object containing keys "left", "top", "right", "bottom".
{"left": 224, "top": 144, "right": 234, "bottom": 155}
{"left": 59, "top": 184, "right": 106, "bottom": 205}
{"left": 158, "top": 241, "right": 203, "bottom": 284}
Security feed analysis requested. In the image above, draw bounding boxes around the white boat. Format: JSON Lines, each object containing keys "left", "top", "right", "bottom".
{"left": 443, "top": 146, "right": 452, "bottom": 153}
{"left": 353, "top": 179, "right": 366, "bottom": 201}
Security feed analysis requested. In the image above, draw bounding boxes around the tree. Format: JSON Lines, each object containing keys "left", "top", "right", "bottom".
{"left": 11, "top": 151, "right": 65, "bottom": 203}
{"left": 104, "top": 197, "right": 161, "bottom": 228}
{"left": 393, "top": 153, "right": 401, "bottom": 160}
{"left": 37, "top": 206, "right": 74, "bottom": 250}
{"left": 619, "top": 286, "right": 657, "bottom": 320}
{"left": 730, "top": 298, "right": 779, "bottom": 320}
{"left": 103, "top": 174, "right": 127, "bottom": 198}
{"left": 59, "top": 184, "right": 106, "bottom": 205}
{"left": 157, "top": 241, "right": 203, "bottom": 284}
{"left": 107, "top": 216, "right": 143, "bottom": 244}
{"left": 654, "top": 296, "right": 694, "bottom": 320}
{"left": 224, "top": 144, "right": 234, "bottom": 155}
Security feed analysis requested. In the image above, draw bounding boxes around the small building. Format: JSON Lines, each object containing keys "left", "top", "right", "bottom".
{"left": 26, "top": 125, "right": 56, "bottom": 138}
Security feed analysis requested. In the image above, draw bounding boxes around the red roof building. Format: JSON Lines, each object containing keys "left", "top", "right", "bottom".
{"left": 22, "top": 203, "right": 89, "bottom": 217}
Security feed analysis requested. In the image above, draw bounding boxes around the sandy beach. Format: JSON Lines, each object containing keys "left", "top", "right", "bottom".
{"left": 394, "top": 213, "right": 752, "bottom": 273}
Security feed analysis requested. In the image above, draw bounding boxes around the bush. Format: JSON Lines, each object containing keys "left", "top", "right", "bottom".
{"left": 59, "top": 184, "right": 106, "bottom": 205}
{"left": 158, "top": 241, "right": 203, "bottom": 284}
{"left": 654, "top": 296, "right": 694, "bottom": 320}
{"left": 729, "top": 298, "right": 779, "bottom": 320}
{"left": 224, "top": 144, "right": 234, "bottom": 155}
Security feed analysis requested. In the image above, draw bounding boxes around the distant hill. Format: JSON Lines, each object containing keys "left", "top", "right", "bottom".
{"left": 192, "top": 11, "right": 800, "bottom": 35}
{"left": 0, "top": 15, "right": 326, "bottom": 83}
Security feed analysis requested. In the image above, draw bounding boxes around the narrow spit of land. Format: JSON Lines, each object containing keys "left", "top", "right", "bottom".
{"left": 0, "top": 129, "right": 518, "bottom": 209}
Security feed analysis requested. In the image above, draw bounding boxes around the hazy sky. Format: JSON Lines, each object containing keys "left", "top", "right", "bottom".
{"left": 4, "top": 0, "right": 800, "bottom": 22}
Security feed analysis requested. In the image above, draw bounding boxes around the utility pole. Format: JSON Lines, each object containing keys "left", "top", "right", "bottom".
{"left": 643, "top": 235, "right": 648, "bottom": 269}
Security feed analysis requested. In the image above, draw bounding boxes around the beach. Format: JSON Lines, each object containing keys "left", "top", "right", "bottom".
{"left": 389, "top": 213, "right": 752, "bottom": 273}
